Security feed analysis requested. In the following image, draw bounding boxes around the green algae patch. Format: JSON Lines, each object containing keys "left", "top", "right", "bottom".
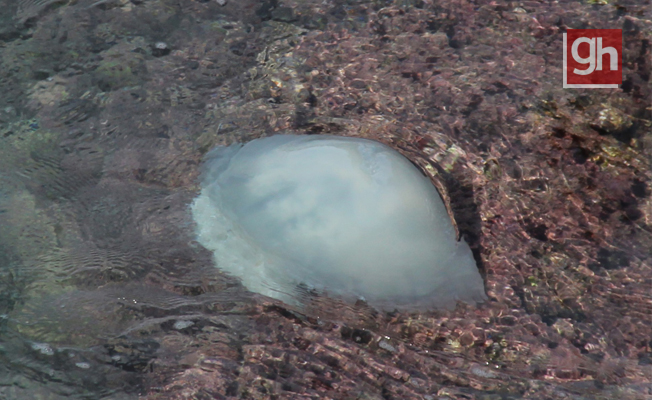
{"left": 93, "top": 49, "right": 147, "bottom": 92}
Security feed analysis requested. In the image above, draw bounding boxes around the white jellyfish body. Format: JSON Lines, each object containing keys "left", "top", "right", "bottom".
{"left": 191, "top": 135, "right": 486, "bottom": 310}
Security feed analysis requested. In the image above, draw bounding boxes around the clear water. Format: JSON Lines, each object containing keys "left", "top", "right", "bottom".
{"left": 0, "top": 0, "right": 649, "bottom": 399}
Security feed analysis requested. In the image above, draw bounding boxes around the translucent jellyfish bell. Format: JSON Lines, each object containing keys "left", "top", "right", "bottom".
{"left": 191, "top": 135, "right": 486, "bottom": 310}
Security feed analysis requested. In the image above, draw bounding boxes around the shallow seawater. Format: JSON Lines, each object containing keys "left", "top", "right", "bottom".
{"left": 0, "top": 0, "right": 650, "bottom": 399}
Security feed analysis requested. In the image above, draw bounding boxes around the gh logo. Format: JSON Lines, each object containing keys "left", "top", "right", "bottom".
{"left": 563, "top": 29, "right": 622, "bottom": 89}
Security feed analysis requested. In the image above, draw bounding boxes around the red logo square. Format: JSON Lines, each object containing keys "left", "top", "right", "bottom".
{"left": 563, "top": 29, "right": 622, "bottom": 88}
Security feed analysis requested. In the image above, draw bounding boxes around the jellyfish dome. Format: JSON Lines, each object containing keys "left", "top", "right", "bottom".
{"left": 191, "top": 135, "right": 486, "bottom": 310}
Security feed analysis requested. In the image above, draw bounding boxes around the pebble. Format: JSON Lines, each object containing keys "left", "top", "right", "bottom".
{"left": 174, "top": 320, "right": 195, "bottom": 330}
{"left": 31, "top": 343, "right": 54, "bottom": 356}
{"left": 152, "top": 42, "right": 171, "bottom": 57}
